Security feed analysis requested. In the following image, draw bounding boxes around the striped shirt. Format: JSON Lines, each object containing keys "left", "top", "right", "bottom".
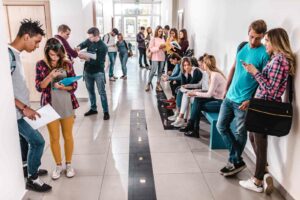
{"left": 254, "top": 53, "right": 290, "bottom": 102}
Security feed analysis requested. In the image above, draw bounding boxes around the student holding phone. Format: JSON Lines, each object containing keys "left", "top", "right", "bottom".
{"left": 35, "top": 38, "right": 79, "bottom": 180}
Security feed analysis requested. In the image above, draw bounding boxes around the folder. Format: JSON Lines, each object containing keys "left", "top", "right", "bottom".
{"left": 171, "top": 41, "right": 181, "bottom": 50}
{"left": 59, "top": 75, "right": 83, "bottom": 86}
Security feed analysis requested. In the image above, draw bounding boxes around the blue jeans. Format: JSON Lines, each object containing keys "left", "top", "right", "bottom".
{"left": 216, "top": 98, "right": 247, "bottom": 164}
{"left": 108, "top": 52, "right": 117, "bottom": 77}
{"left": 176, "top": 91, "right": 183, "bottom": 108}
{"left": 18, "top": 119, "right": 45, "bottom": 177}
{"left": 119, "top": 52, "right": 128, "bottom": 76}
{"left": 148, "top": 61, "right": 164, "bottom": 84}
{"left": 84, "top": 71, "right": 109, "bottom": 113}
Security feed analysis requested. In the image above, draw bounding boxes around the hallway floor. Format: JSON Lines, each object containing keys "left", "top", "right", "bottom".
{"left": 23, "top": 57, "right": 285, "bottom": 200}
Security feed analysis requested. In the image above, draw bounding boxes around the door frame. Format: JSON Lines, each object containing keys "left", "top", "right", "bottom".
{"left": 3, "top": 0, "right": 52, "bottom": 41}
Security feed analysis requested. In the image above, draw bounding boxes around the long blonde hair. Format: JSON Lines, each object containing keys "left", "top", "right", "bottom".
{"left": 266, "top": 28, "right": 296, "bottom": 76}
{"left": 203, "top": 55, "right": 226, "bottom": 79}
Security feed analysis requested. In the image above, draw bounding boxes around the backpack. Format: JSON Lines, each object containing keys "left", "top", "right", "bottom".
{"left": 237, "top": 41, "right": 248, "bottom": 53}
{"left": 8, "top": 48, "right": 16, "bottom": 75}
{"left": 102, "top": 33, "right": 111, "bottom": 44}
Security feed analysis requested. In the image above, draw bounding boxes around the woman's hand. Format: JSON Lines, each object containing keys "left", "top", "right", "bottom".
{"left": 161, "top": 74, "right": 169, "bottom": 82}
{"left": 50, "top": 69, "right": 63, "bottom": 79}
{"left": 242, "top": 63, "right": 258, "bottom": 75}
{"left": 182, "top": 85, "right": 187, "bottom": 88}
{"left": 54, "top": 82, "right": 66, "bottom": 90}
{"left": 187, "top": 91, "right": 197, "bottom": 97}
{"left": 159, "top": 43, "right": 166, "bottom": 49}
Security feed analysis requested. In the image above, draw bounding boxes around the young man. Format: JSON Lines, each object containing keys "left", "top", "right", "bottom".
{"left": 163, "top": 25, "right": 170, "bottom": 41}
{"left": 103, "top": 28, "right": 119, "bottom": 81}
{"left": 216, "top": 20, "right": 269, "bottom": 177}
{"left": 136, "top": 26, "right": 149, "bottom": 68}
{"left": 8, "top": 19, "right": 52, "bottom": 192}
{"left": 55, "top": 24, "right": 78, "bottom": 62}
{"left": 77, "top": 27, "right": 110, "bottom": 120}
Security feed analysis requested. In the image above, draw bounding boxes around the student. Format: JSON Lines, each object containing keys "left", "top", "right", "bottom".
{"left": 145, "top": 27, "right": 153, "bottom": 67}
{"left": 76, "top": 27, "right": 110, "bottom": 120}
{"left": 35, "top": 38, "right": 79, "bottom": 180}
{"left": 116, "top": 33, "right": 132, "bottom": 80}
{"left": 55, "top": 24, "right": 78, "bottom": 62}
{"left": 165, "top": 28, "right": 179, "bottom": 75}
{"left": 216, "top": 20, "right": 269, "bottom": 177}
{"left": 171, "top": 57, "right": 202, "bottom": 127}
{"left": 174, "top": 29, "right": 189, "bottom": 57}
{"left": 163, "top": 25, "right": 170, "bottom": 41}
{"left": 239, "top": 28, "right": 296, "bottom": 194}
{"left": 8, "top": 18, "right": 51, "bottom": 192}
{"left": 103, "top": 28, "right": 119, "bottom": 81}
{"left": 145, "top": 25, "right": 166, "bottom": 92}
{"left": 184, "top": 55, "right": 226, "bottom": 138}
{"left": 136, "top": 26, "right": 149, "bottom": 68}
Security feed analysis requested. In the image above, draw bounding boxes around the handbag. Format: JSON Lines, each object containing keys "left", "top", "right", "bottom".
{"left": 245, "top": 76, "right": 293, "bottom": 137}
{"left": 124, "top": 41, "right": 133, "bottom": 57}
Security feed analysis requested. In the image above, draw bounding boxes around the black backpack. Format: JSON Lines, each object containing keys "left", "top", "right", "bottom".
{"left": 8, "top": 48, "right": 16, "bottom": 75}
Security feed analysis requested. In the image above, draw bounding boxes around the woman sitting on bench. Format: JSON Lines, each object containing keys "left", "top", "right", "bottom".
{"left": 183, "top": 54, "right": 227, "bottom": 138}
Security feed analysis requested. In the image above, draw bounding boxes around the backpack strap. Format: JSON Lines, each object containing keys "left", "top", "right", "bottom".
{"left": 103, "top": 33, "right": 110, "bottom": 44}
{"left": 288, "top": 75, "right": 294, "bottom": 103}
{"left": 237, "top": 41, "right": 248, "bottom": 53}
{"left": 8, "top": 47, "right": 16, "bottom": 75}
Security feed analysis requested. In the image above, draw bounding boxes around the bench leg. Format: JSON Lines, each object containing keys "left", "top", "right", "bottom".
{"left": 209, "top": 121, "right": 227, "bottom": 149}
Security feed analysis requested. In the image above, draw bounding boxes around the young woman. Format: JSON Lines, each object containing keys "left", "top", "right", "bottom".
{"left": 165, "top": 28, "right": 179, "bottom": 75}
{"left": 145, "top": 27, "right": 153, "bottom": 68}
{"left": 116, "top": 33, "right": 131, "bottom": 80}
{"left": 170, "top": 57, "right": 202, "bottom": 127}
{"left": 174, "top": 29, "right": 189, "bottom": 57}
{"left": 145, "top": 25, "right": 166, "bottom": 92}
{"left": 35, "top": 38, "right": 79, "bottom": 180}
{"left": 239, "top": 28, "right": 296, "bottom": 194}
{"left": 182, "top": 55, "right": 227, "bottom": 137}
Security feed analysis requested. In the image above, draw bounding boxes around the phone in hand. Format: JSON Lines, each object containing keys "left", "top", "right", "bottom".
{"left": 240, "top": 60, "right": 248, "bottom": 66}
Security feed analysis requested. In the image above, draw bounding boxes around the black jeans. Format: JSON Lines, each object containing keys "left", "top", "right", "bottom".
{"left": 170, "top": 80, "right": 181, "bottom": 97}
{"left": 249, "top": 132, "right": 268, "bottom": 180}
{"left": 138, "top": 48, "right": 148, "bottom": 66}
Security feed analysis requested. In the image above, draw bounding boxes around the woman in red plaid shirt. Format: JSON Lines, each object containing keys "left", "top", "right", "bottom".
{"left": 239, "top": 28, "right": 296, "bottom": 194}
{"left": 35, "top": 38, "right": 79, "bottom": 180}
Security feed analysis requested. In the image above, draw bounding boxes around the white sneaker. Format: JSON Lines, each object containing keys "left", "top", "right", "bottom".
{"left": 172, "top": 117, "right": 185, "bottom": 127}
{"left": 168, "top": 112, "right": 178, "bottom": 121}
{"left": 239, "top": 178, "right": 263, "bottom": 193}
{"left": 109, "top": 77, "right": 116, "bottom": 81}
{"left": 51, "top": 165, "right": 63, "bottom": 180}
{"left": 66, "top": 164, "right": 75, "bottom": 178}
{"left": 263, "top": 173, "right": 274, "bottom": 195}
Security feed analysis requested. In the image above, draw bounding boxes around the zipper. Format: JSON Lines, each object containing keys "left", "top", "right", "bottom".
{"left": 248, "top": 108, "right": 292, "bottom": 118}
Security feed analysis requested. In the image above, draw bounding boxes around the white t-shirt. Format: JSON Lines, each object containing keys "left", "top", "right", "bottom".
{"left": 8, "top": 45, "right": 30, "bottom": 120}
{"left": 103, "top": 33, "right": 117, "bottom": 52}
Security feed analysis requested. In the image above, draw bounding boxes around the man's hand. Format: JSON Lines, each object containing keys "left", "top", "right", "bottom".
{"left": 74, "top": 47, "right": 81, "bottom": 52}
{"left": 239, "top": 100, "right": 250, "bottom": 111}
{"left": 78, "top": 53, "right": 90, "bottom": 61}
{"left": 23, "top": 107, "right": 41, "bottom": 120}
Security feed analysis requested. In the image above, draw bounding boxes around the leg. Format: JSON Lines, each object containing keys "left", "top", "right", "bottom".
{"left": 138, "top": 48, "right": 143, "bottom": 67}
{"left": 148, "top": 61, "right": 159, "bottom": 84}
{"left": 47, "top": 120, "right": 62, "bottom": 165}
{"left": 179, "top": 93, "right": 190, "bottom": 116}
{"left": 175, "top": 91, "right": 183, "bottom": 109}
{"left": 17, "top": 119, "right": 45, "bottom": 177}
{"left": 108, "top": 52, "right": 115, "bottom": 77}
{"left": 84, "top": 72, "right": 97, "bottom": 111}
{"left": 94, "top": 72, "right": 109, "bottom": 113}
{"left": 60, "top": 116, "right": 75, "bottom": 164}
{"left": 19, "top": 134, "right": 28, "bottom": 164}
{"left": 122, "top": 53, "right": 128, "bottom": 76}
{"left": 157, "top": 61, "right": 164, "bottom": 82}
{"left": 253, "top": 133, "right": 268, "bottom": 181}
{"left": 142, "top": 48, "right": 149, "bottom": 66}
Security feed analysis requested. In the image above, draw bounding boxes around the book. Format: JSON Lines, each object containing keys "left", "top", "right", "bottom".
{"left": 170, "top": 41, "right": 181, "bottom": 50}
{"left": 79, "top": 50, "right": 97, "bottom": 60}
{"left": 59, "top": 75, "right": 83, "bottom": 86}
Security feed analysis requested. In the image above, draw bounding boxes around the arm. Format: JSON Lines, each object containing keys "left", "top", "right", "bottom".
{"left": 35, "top": 61, "right": 51, "bottom": 92}
{"left": 103, "top": 34, "right": 115, "bottom": 48}
{"left": 225, "top": 60, "right": 236, "bottom": 92}
{"left": 190, "top": 69, "right": 203, "bottom": 84}
{"left": 149, "top": 38, "right": 160, "bottom": 53}
{"left": 168, "top": 65, "right": 182, "bottom": 81}
{"left": 77, "top": 39, "right": 90, "bottom": 50}
{"left": 15, "top": 99, "right": 40, "bottom": 120}
{"left": 194, "top": 73, "right": 218, "bottom": 98}
{"left": 136, "top": 33, "right": 145, "bottom": 43}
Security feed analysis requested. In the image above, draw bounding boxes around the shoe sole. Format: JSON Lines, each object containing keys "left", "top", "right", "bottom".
{"left": 26, "top": 184, "right": 52, "bottom": 192}
{"left": 265, "top": 176, "right": 274, "bottom": 195}
{"left": 223, "top": 165, "right": 247, "bottom": 177}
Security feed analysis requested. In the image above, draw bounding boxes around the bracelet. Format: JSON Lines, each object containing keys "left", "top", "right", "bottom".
{"left": 21, "top": 105, "right": 28, "bottom": 113}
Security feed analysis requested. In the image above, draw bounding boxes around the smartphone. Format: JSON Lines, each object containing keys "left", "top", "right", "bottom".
{"left": 240, "top": 59, "right": 247, "bottom": 66}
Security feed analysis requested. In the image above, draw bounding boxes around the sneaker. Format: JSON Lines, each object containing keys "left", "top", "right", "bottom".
{"left": 140, "top": 65, "right": 145, "bottom": 68}
{"left": 26, "top": 176, "right": 52, "bottom": 192}
{"left": 51, "top": 165, "right": 63, "bottom": 180}
{"left": 156, "top": 85, "right": 163, "bottom": 92}
{"left": 145, "top": 84, "right": 150, "bottom": 92}
{"left": 165, "top": 103, "right": 176, "bottom": 110}
{"left": 103, "top": 112, "right": 110, "bottom": 120}
{"left": 184, "top": 130, "right": 199, "bottom": 138}
{"left": 221, "top": 161, "right": 247, "bottom": 177}
{"left": 122, "top": 76, "right": 127, "bottom": 80}
{"left": 66, "top": 164, "right": 75, "bottom": 178}
{"left": 168, "top": 112, "right": 179, "bottom": 121}
{"left": 113, "top": 75, "right": 118, "bottom": 79}
{"left": 120, "top": 75, "right": 125, "bottom": 79}
{"left": 239, "top": 178, "right": 263, "bottom": 193}
{"left": 163, "top": 98, "right": 175, "bottom": 103}
{"left": 171, "top": 117, "right": 185, "bottom": 127}
{"left": 84, "top": 109, "right": 98, "bottom": 116}
{"left": 263, "top": 173, "right": 274, "bottom": 195}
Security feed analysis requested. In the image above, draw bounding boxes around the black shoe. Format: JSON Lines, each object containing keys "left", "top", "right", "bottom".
{"left": 103, "top": 112, "right": 110, "bottom": 120}
{"left": 26, "top": 175, "right": 52, "bottom": 192}
{"left": 84, "top": 109, "right": 98, "bottom": 116}
{"left": 140, "top": 65, "right": 145, "bottom": 68}
{"left": 220, "top": 161, "right": 246, "bottom": 177}
{"left": 179, "top": 121, "right": 193, "bottom": 132}
{"left": 184, "top": 130, "right": 199, "bottom": 138}
{"left": 23, "top": 166, "right": 48, "bottom": 178}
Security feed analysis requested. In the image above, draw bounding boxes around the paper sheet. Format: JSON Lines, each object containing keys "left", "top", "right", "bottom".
{"left": 24, "top": 104, "right": 60, "bottom": 130}
{"left": 79, "top": 50, "right": 97, "bottom": 60}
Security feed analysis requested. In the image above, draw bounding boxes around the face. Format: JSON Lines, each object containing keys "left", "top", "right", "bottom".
{"left": 248, "top": 28, "right": 264, "bottom": 48}
{"left": 202, "top": 62, "right": 208, "bottom": 71}
{"left": 264, "top": 34, "right": 273, "bottom": 54}
{"left": 24, "top": 34, "right": 43, "bottom": 52}
{"left": 61, "top": 30, "right": 71, "bottom": 40}
{"left": 170, "top": 31, "right": 175, "bottom": 38}
{"left": 48, "top": 50, "right": 60, "bottom": 63}
{"left": 158, "top": 28, "right": 163, "bottom": 37}
{"left": 164, "top": 29, "right": 169, "bottom": 35}
{"left": 88, "top": 34, "right": 99, "bottom": 42}
{"left": 111, "top": 32, "right": 116, "bottom": 37}
{"left": 148, "top": 28, "right": 152, "bottom": 33}
{"left": 117, "top": 35, "right": 123, "bottom": 41}
{"left": 198, "top": 60, "right": 204, "bottom": 70}
{"left": 183, "top": 61, "right": 192, "bottom": 72}
{"left": 179, "top": 31, "right": 184, "bottom": 39}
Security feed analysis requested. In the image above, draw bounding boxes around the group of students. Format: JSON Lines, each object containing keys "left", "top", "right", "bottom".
{"left": 8, "top": 19, "right": 133, "bottom": 193}
{"left": 155, "top": 19, "right": 296, "bottom": 195}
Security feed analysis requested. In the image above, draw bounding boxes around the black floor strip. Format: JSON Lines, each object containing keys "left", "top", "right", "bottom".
{"left": 128, "top": 110, "right": 157, "bottom": 200}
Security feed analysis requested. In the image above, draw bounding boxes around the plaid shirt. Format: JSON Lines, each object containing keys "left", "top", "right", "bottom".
{"left": 35, "top": 60, "right": 79, "bottom": 109}
{"left": 254, "top": 53, "right": 290, "bottom": 102}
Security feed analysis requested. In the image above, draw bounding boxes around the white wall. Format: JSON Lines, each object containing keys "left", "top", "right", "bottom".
{"left": 0, "top": 1, "right": 26, "bottom": 199}
{"left": 178, "top": 0, "right": 300, "bottom": 199}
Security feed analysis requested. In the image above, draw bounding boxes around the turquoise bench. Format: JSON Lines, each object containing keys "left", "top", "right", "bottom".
{"left": 201, "top": 111, "right": 227, "bottom": 149}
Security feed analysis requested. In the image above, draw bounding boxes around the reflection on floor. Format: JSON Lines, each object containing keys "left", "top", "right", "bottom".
{"left": 23, "top": 57, "right": 285, "bottom": 200}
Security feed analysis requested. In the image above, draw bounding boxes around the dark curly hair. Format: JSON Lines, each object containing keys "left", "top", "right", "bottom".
{"left": 17, "top": 18, "right": 45, "bottom": 37}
